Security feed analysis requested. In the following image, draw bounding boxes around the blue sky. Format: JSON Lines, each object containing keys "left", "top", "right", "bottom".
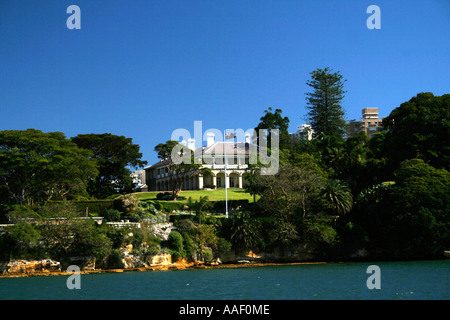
{"left": 1, "top": 0, "right": 449, "bottom": 165}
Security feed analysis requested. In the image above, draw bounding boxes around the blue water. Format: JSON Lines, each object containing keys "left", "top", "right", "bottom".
{"left": 0, "top": 260, "right": 448, "bottom": 300}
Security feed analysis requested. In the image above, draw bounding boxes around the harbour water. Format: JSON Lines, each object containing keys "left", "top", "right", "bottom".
{"left": 0, "top": 260, "right": 448, "bottom": 300}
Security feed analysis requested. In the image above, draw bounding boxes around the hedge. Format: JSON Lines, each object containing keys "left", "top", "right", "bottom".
{"left": 45, "top": 199, "right": 123, "bottom": 215}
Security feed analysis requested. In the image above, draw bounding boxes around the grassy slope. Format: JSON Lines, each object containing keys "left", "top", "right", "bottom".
{"left": 132, "top": 189, "right": 257, "bottom": 202}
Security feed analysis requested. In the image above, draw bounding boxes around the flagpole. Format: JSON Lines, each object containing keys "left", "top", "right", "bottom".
{"left": 224, "top": 130, "right": 228, "bottom": 219}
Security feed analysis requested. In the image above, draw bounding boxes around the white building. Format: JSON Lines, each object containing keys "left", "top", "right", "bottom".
{"left": 131, "top": 169, "right": 147, "bottom": 191}
{"left": 296, "top": 124, "right": 314, "bottom": 140}
{"left": 145, "top": 132, "right": 253, "bottom": 191}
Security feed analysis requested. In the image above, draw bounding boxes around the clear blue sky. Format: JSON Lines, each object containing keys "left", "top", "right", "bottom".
{"left": 1, "top": 0, "right": 449, "bottom": 165}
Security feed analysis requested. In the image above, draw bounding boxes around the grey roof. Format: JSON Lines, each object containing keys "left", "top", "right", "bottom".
{"left": 145, "top": 141, "right": 256, "bottom": 169}
{"left": 202, "top": 142, "right": 253, "bottom": 156}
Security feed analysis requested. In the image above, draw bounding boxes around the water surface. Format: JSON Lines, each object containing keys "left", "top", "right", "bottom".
{"left": 0, "top": 260, "right": 448, "bottom": 300}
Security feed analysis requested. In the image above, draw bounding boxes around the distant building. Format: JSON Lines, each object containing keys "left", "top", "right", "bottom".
{"left": 347, "top": 107, "right": 384, "bottom": 138}
{"left": 296, "top": 124, "right": 314, "bottom": 140}
{"left": 144, "top": 132, "right": 253, "bottom": 191}
{"left": 131, "top": 169, "right": 147, "bottom": 192}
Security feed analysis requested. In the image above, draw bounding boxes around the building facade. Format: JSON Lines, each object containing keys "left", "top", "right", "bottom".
{"left": 347, "top": 107, "right": 384, "bottom": 138}
{"left": 145, "top": 132, "right": 252, "bottom": 191}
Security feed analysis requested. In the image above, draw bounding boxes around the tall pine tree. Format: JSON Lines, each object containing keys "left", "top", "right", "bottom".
{"left": 305, "top": 67, "right": 347, "bottom": 139}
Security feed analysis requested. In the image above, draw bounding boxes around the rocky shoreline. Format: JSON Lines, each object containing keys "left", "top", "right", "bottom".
{"left": 0, "top": 259, "right": 328, "bottom": 278}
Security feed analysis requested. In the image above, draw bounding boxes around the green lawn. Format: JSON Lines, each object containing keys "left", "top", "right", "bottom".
{"left": 132, "top": 189, "right": 257, "bottom": 202}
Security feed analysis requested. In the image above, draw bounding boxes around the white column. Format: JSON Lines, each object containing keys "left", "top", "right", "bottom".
{"left": 198, "top": 175, "right": 204, "bottom": 190}
{"left": 212, "top": 175, "right": 217, "bottom": 189}
{"left": 238, "top": 174, "right": 243, "bottom": 189}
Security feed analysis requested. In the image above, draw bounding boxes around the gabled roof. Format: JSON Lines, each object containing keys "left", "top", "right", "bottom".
{"left": 145, "top": 141, "right": 256, "bottom": 169}
{"left": 202, "top": 141, "right": 253, "bottom": 156}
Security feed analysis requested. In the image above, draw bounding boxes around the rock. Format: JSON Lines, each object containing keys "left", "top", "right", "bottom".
{"left": 1, "top": 259, "right": 61, "bottom": 275}
{"left": 237, "top": 260, "right": 251, "bottom": 264}
{"left": 126, "top": 244, "right": 133, "bottom": 253}
{"left": 69, "top": 257, "right": 95, "bottom": 271}
{"left": 246, "top": 251, "right": 261, "bottom": 258}
{"left": 120, "top": 254, "right": 148, "bottom": 269}
{"left": 149, "top": 223, "right": 173, "bottom": 240}
{"left": 150, "top": 254, "right": 172, "bottom": 266}
{"left": 350, "top": 248, "right": 369, "bottom": 259}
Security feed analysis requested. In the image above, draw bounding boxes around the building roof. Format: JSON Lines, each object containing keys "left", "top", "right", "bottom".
{"left": 145, "top": 141, "right": 255, "bottom": 169}
{"left": 202, "top": 141, "right": 252, "bottom": 156}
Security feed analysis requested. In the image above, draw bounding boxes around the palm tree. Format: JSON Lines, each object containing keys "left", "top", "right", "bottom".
{"left": 320, "top": 179, "right": 353, "bottom": 215}
{"left": 229, "top": 211, "right": 261, "bottom": 254}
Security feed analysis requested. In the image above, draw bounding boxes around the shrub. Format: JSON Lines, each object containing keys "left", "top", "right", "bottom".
{"left": 104, "top": 209, "right": 122, "bottom": 222}
{"left": 105, "top": 249, "right": 123, "bottom": 269}
{"left": 203, "top": 249, "right": 213, "bottom": 262}
{"left": 168, "top": 231, "right": 184, "bottom": 253}
{"left": 171, "top": 250, "right": 183, "bottom": 261}
{"left": 216, "top": 237, "right": 232, "bottom": 255}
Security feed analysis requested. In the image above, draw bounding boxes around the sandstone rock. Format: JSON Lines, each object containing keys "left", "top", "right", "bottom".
{"left": 1, "top": 259, "right": 61, "bottom": 275}
{"left": 150, "top": 254, "right": 172, "bottom": 266}
{"left": 126, "top": 244, "right": 133, "bottom": 253}
{"left": 149, "top": 223, "right": 173, "bottom": 240}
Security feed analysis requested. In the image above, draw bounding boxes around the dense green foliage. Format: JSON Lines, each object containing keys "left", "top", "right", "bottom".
{"left": 254, "top": 107, "right": 291, "bottom": 150}
{"left": 246, "top": 90, "right": 450, "bottom": 260}
{"left": 72, "top": 133, "right": 147, "bottom": 198}
{"left": 305, "top": 67, "right": 347, "bottom": 139}
{"left": 382, "top": 92, "right": 450, "bottom": 171}
{"left": 0, "top": 129, "right": 98, "bottom": 205}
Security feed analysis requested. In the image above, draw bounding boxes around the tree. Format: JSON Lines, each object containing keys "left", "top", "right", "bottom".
{"left": 0, "top": 129, "right": 98, "bottom": 205}
{"left": 320, "top": 179, "right": 353, "bottom": 215}
{"left": 192, "top": 196, "right": 213, "bottom": 224}
{"left": 389, "top": 159, "right": 450, "bottom": 257}
{"left": 257, "top": 162, "right": 325, "bottom": 220}
{"left": 154, "top": 140, "right": 204, "bottom": 199}
{"left": 254, "top": 107, "right": 290, "bottom": 150}
{"left": 38, "top": 201, "right": 112, "bottom": 260}
{"left": 334, "top": 131, "right": 372, "bottom": 192}
{"left": 228, "top": 211, "right": 262, "bottom": 254}
{"left": 190, "top": 224, "right": 218, "bottom": 262}
{"left": 382, "top": 92, "right": 450, "bottom": 171}
{"left": 168, "top": 231, "right": 184, "bottom": 256}
{"left": 343, "top": 159, "right": 450, "bottom": 259}
{"left": 72, "top": 133, "right": 147, "bottom": 198}
{"left": 305, "top": 67, "right": 347, "bottom": 139}
{"left": 0, "top": 222, "right": 42, "bottom": 260}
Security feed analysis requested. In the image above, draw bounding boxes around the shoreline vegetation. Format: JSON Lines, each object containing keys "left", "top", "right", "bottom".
{"left": 0, "top": 260, "right": 344, "bottom": 279}
{"left": 2, "top": 256, "right": 449, "bottom": 279}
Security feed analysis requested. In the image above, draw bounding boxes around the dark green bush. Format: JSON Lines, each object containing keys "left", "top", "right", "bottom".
{"left": 168, "top": 231, "right": 184, "bottom": 253}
